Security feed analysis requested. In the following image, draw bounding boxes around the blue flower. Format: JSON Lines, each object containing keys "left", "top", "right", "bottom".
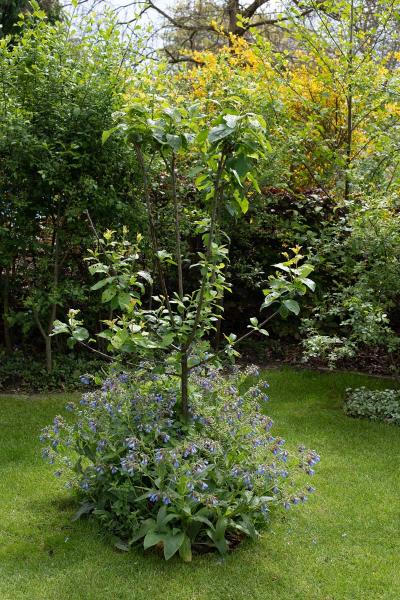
{"left": 96, "top": 440, "right": 107, "bottom": 452}
{"left": 149, "top": 493, "right": 159, "bottom": 503}
{"left": 102, "top": 379, "right": 115, "bottom": 392}
{"left": 243, "top": 473, "right": 252, "bottom": 488}
{"left": 162, "top": 495, "right": 171, "bottom": 505}
{"left": 126, "top": 437, "right": 137, "bottom": 450}
{"left": 88, "top": 420, "right": 97, "bottom": 433}
{"left": 118, "top": 373, "right": 129, "bottom": 383}
{"left": 183, "top": 443, "right": 197, "bottom": 457}
{"left": 155, "top": 449, "right": 164, "bottom": 463}
{"left": 80, "top": 375, "right": 91, "bottom": 385}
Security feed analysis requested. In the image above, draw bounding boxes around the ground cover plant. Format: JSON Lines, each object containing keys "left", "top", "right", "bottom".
{"left": 344, "top": 387, "right": 400, "bottom": 425}
{"left": 1, "top": 369, "right": 399, "bottom": 599}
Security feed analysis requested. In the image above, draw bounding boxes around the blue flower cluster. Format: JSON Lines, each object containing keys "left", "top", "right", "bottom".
{"left": 40, "top": 364, "right": 320, "bottom": 555}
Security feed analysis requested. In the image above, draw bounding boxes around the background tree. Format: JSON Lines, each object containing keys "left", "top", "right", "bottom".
{"left": 0, "top": 7, "right": 144, "bottom": 372}
{"left": 0, "top": 0, "right": 62, "bottom": 38}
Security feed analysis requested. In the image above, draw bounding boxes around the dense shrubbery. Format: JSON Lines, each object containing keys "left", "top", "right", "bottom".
{"left": 0, "top": 349, "right": 105, "bottom": 392}
{"left": 40, "top": 367, "right": 319, "bottom": 560}
{"left": 1, "top": 3, "right": 400, "bottom": 377}
{"left": 344, "top": 387, "right": 400, "bottom": 425}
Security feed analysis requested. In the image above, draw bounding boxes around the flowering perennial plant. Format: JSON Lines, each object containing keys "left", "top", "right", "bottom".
{"left": 41, "top": 366, "right": 319, "bottom": 561}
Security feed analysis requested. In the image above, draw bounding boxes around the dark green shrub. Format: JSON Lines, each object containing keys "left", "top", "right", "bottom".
{"left": 0, "top": 349, "right": 104, "bottom": 392}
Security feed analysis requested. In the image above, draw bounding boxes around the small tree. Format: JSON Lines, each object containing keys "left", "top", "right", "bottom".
{"left": 54, "top": 101, "right": 316, "bottom": 418}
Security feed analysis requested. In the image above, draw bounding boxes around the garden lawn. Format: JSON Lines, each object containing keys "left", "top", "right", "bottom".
{"left": 0, "top": 368, "right": 399, "bottom": 600}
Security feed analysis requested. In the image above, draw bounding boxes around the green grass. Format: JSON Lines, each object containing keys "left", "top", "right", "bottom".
{"left": 1, "top": 368, "right": 399, "bottom": 600}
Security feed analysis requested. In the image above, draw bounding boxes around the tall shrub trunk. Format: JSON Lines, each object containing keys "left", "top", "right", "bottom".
{"left": 1, "top": 267, "right": 12, "bottom": 355}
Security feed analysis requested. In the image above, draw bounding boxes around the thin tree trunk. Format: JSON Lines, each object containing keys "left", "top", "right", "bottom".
{"left": 45, "top": 336, "right": 52, "bottom": 374}
{"left": 1, "top": 267, "right": 12, "bottom": 355}
{"left": 227, "top": 0, "right": 240, "bottom": 38}
{"left": 214, "top": 293, "right": 224, "bottom": 351}
{"left": 35, "top": 211, "right": 62, "bottom": 373}
{"left": 186, "top": 154, "right": 226, "bottom": 352}
{"left": 180, "top": 351, "right": 189, "bottom": 419}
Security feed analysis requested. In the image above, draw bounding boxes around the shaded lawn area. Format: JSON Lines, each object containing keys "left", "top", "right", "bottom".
{"left": 1, "top": 368, "right": 399, "bottom": 600}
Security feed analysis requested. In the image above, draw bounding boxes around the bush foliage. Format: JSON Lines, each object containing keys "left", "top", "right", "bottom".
{"left": 1, "top": 3, "right": 400, "bottom": 377}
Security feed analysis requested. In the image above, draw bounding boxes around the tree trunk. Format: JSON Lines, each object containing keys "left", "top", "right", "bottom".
{"left": 1, "top": 267, "right": 12, "bottom": 355}
{"left": 45, "top": 335, "right": 52, "bottom": 374}
{"left": 227, "top": 0, "right": 240, "bottom": 38}
{"left": 181, "top": 352, "right": 189, "bottom": 419}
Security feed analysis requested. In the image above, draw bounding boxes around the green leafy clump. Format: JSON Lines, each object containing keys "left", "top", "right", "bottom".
{"left": 0, "top": 349, "right": 104, "bottom": 392}
{"left": 344, "top": 387, "right": 400, "bottom": 425}
{"left": 40, "top": 366, "right": 319, "bottom": 561}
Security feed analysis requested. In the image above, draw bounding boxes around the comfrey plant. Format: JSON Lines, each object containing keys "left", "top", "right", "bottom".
{"left": 47, "top": 102, "right": 319, "bottom": 559}
{"left": 41, "top": 366, "right": 320, "bottom": 561}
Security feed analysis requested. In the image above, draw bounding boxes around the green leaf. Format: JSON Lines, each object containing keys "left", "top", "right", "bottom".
{"left": 118, "top": 292, "right": 132, "bottom": 309}
{"left": 131, "top": 519, "right": 156, "bottom": 543}
{"left": 229, "top": 154, "right": 251, "bottom": 177}
{"left": 283, "top": 299, "right": 300, "bottom": 315}
{"left": 143, "top": 531, "right": 164, "bottom": 550}
{"left": 166, "top": 134, "right": 181, "bottom": 151}
{"left": 208, "top": 124, "right": 234, "bottom": 143}
{"left": 223, "top": 114, "right": 241, "bottom": 128}
{"left": 71, "top": 502, "right": 95, "bottom": 522}
{"left": 72, "top": 327, "right": 89, "bottom": 341}
{"left": 179, "top": 534, "right": 192, "bottom": 562}
{"left": 215, "top": 516, "right": 228, "bottom": 539}
{"left": 91, "top": 277, "right": 113, "bottom": 291}
{"left": 114, "top": 539, "right": 130, "bottom": 552}
{"left": 101, "top": 287, "right": 117, "bottom": 303}
{"left": 101, "top": 127, "right": 118, "bottom": 145}
{"left": 163, "top": 531, "right": 185, "bottom": 561}
{"left": 51, "top": 320, "right": 69, "bottom": 336}
{"left": 300, "top": 277, "right": 316, "bottom": 292}
{"left": 138, "top": 270, "right": 153, "bottom": 284}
